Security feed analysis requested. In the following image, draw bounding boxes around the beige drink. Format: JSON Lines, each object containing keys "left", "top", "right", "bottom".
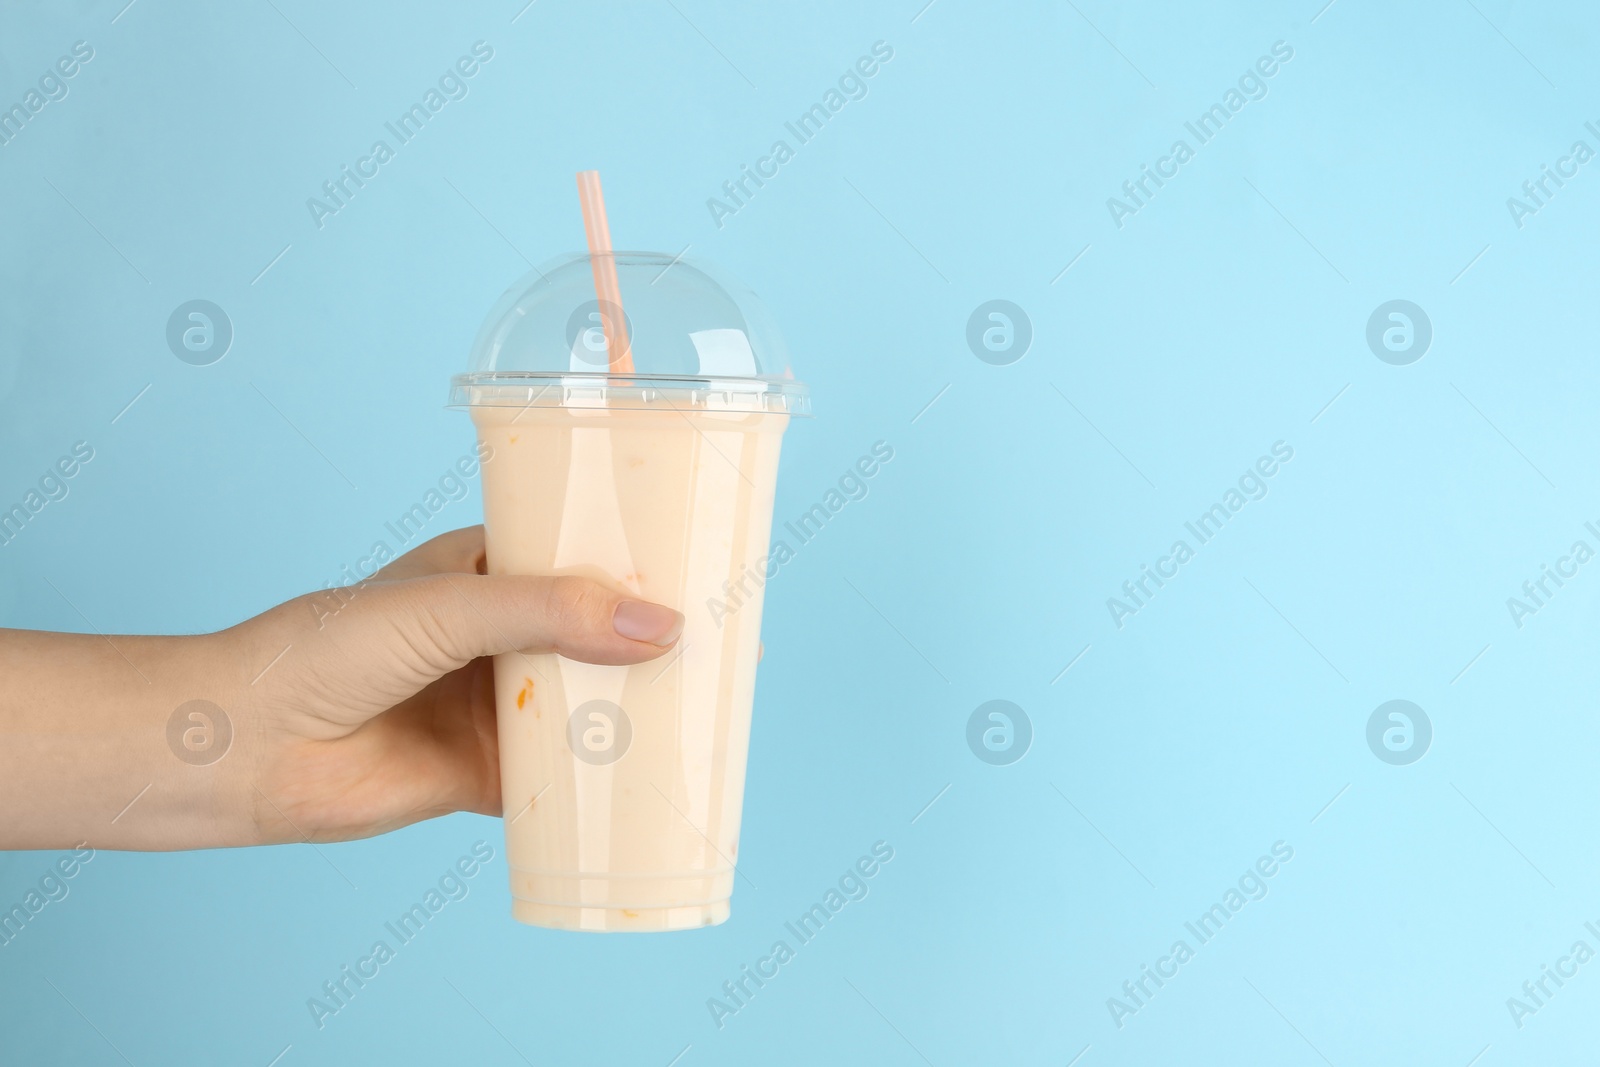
{"left": 471, "top": 391, "right": 788, "bottom": 932}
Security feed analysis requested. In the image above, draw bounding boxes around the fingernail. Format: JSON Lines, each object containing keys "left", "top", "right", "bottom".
{"left": 613, "top": 600, "right": 684, "bottom": 646}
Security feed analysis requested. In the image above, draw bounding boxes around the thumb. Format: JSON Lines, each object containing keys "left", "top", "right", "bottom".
{"left": 275, "top": 572, "right": 683, "bottom": 727}
{"left": 344, "top": 572, "right": 685, "bottom": 675}
{"left": 247, "top": 572, "right": 685, "bottom": 734}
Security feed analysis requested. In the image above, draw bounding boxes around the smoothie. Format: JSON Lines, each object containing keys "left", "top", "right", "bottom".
{"left": 471, "top": 390, "right": 787, "bottom": 931}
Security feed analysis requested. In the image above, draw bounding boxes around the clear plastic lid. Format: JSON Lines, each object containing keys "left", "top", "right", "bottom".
{"left": 449, "top": 251, "right": 809, "bottom": 415}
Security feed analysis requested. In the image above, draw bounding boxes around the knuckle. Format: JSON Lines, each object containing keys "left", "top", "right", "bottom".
{"left": 438, "top": 527, "right": 487, "bottom": 572}
{"left": 544, "top": 576, "right": 612, "bottom": 635}
{"left": 379, "top": 579, "right": 465, "bottom": 670}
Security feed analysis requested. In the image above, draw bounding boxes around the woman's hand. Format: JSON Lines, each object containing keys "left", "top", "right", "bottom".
{"left": 240, "top": 526, "right": 682, "bottom": 844}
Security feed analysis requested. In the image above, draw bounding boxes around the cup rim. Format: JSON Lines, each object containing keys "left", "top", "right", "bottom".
{"left": 448, "top": 371, "right": 811, "bottom": 416}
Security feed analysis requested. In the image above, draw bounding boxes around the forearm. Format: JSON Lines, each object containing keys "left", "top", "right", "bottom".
{"left": 0, "top": 628, "right": 260, "bottom": 850}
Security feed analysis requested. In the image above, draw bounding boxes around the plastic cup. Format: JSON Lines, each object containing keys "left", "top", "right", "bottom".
{"left": 450, "top": 253, "right": 807, "bottom": 932}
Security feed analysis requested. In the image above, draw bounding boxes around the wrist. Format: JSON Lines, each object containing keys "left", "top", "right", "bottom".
{"left": 153, "top": 628, "right": 268, "bottom": 848}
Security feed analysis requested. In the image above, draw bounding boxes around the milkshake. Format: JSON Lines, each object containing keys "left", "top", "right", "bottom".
{"left": 452, "top": 243, "right": 807, "bottom": 931}
{"left": 473, "top": 392, "right": 785, "bottom": 930}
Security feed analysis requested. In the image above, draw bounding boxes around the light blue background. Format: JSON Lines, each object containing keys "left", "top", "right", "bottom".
{"left": 3, "top": 0, "right": 1598, "bottom": 1063}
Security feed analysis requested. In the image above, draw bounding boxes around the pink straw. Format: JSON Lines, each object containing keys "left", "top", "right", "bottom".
{"left": 575, "top": 171, "right": 634, "bottom": 374}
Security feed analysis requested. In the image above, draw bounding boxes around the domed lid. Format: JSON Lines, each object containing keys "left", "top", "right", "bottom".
{"left": 449, "top": 251, "right": 808, "bottom": 414}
